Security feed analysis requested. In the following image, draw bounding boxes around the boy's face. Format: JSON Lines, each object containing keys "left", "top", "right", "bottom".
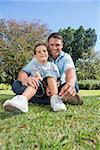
{"left": 35, "top": 45, "right": 48, "bottom": 64}
{"left": 48, "top": 38, "right": 63, "bottom": 59}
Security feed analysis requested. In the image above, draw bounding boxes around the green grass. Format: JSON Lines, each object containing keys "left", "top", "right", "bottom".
{"left": 0, "top": 90, "right": 100, "bottom": 150}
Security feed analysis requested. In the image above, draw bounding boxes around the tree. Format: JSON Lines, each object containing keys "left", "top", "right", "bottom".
{"left": 58, "top": 26, "right": 97, "bottom": 64}
{"left": 84, "top": 28, "right": 97, "bottom": 50}
{"left": 0, "top": 19, "right": 50, "bottom": 84}
{"left": 59, "top": 27, "right": 75, "bottom": 55}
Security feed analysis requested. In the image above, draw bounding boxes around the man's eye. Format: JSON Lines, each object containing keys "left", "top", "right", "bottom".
{"left": 56, "top": 44, "right": 60, "bottom": 46}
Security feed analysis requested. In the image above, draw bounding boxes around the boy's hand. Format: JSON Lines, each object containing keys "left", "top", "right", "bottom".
{"left": 22, "top": 76, "right": 39, "bottom": 89}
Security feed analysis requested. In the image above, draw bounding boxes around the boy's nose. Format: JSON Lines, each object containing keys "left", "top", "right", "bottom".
{"left": 41, "top": 51, "right": 44, "bottom": 54}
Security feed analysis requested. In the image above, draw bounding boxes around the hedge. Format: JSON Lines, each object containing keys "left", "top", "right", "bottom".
{"left": 78, "top": 80, "right": 100, "bottom": 90}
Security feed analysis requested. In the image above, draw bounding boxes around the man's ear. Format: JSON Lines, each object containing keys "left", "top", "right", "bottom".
{"left": 61, "top": 42, "right": 64, "bottom": 48}
{"left": 47, "top": 45, "right": 50, "bottom": 55}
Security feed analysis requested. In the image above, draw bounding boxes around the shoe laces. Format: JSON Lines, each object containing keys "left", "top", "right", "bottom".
{"left": 53, "top": 95, "right": 63, "bottom": 104}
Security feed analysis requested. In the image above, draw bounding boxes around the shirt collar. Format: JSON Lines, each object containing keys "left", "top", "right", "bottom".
{"left": 49, "top": 51, "right": 65, "bottom": 62}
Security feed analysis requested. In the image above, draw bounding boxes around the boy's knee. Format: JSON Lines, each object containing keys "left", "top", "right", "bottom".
{"left": 12, "top": 80, "right": 26, "bottom": 95}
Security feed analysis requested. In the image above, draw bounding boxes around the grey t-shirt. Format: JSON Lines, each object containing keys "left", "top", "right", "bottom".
{"left": 22, "top": 57, "right": 60, "bottom": 80}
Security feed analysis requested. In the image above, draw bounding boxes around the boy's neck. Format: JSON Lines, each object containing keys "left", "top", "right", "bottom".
{"left": 39, "top": 60, "right": 48, "bottom": 65}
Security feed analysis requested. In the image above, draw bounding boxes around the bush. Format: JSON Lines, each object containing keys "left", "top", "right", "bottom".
{"left": 78, "top": 80, "right": 100, "bottom": 90}
{"left": 0, "top": 83, "right": 11, "bottom": 90}
{"left": 76, "top": 52, "right": 100, "bottom": 81}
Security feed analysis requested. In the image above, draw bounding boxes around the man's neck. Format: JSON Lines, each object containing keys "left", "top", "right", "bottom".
{"left": 50, "top": 54, "right": 60, "bottom": 60}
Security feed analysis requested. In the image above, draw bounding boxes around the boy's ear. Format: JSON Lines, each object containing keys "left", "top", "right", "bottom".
{"left": 33, "top": 54, "right": 36, "bottom": 57}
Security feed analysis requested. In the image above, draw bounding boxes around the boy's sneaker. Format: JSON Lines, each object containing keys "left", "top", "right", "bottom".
{"left": 50, "top": 95, "right": 66, "bottom": 112}
{"left": 3, "top": 95, "right": 28, "bottom": 113}
{"left": 63, "top": 93, "right": 83, "bottom": 105}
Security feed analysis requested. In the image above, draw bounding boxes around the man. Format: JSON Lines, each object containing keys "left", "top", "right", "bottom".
{"left": 47, "top": 33, "right": 82, "bottom": 104}
{"left": 3, "top": 32, "right": 83, "bottom": 113}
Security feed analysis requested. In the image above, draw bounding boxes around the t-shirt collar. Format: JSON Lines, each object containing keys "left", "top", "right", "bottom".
{"left": 49, "top": 51, "right": 64, "bottom": 61}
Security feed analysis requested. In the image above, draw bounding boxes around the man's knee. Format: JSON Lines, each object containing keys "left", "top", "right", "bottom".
{"left": 75, "top": 82, "right": 79, "bottom": 93}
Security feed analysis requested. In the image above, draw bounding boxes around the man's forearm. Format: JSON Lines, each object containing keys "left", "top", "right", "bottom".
{"left": 65, "top": 68, "right": 76, "bottom": 86}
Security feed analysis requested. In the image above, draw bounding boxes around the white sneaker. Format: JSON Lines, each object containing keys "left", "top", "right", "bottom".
{"left": 3, "top": 95, "right": 28, "bottom": 113}
{"left": 50, "top": 95, "right": 66, "bottom": 112}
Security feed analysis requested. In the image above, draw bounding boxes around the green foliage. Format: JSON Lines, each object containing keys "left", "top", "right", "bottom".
{"left": 0, "top": 71, "right": 7, "bottom": 83}
{"left": 0, "top": 19, "right": 50, "bottom": 83}
{"left": 78, "top": 80, "right": 100, "bottom": 90}
{"left": 0, "top": 20, "right": 98, "bottom": 84}
{"left": 0, "top": 90, "right": 100, "bottom": 149}
{"left": 59, "top": 27, "right": 75, "bottom": 55}
{"left": 76, "top": 52, "right": 100, "bottom": 80}
{"left": 58, "top": 26, "right": 97, "bottom": 64}
{"left": 0, "top": 83, "right": 11, "bottom": 90}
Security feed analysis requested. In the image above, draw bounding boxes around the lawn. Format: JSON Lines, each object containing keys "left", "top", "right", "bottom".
{"left": 0, "top": 90, "right": 100, "bottom": 150}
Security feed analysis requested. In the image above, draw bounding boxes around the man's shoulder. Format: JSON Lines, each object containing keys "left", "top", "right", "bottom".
{"left": 62, "top": 51, "right": 71, "bottom": 56}
{"left": 60, "top": 51, "right": 72, "bottom": 60}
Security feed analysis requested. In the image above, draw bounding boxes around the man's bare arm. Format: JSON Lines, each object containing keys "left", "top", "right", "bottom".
{"left": 65, "top": 68, "right": 76, "bottom": 86}
{"left": 59, "top": 68, "right": 77, "bottom": 97}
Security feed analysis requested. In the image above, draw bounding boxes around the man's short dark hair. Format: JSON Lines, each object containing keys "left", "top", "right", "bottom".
{"left": 47, "top": 32, "right": 63, "bottom": 42}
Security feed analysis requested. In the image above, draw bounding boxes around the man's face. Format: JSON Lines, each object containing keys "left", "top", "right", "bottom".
{"left": 48, "top": 38, "right": 63, "bottom": 59}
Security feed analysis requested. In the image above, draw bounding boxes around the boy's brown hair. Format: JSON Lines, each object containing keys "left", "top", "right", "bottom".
{"left": 34, "top": 43, "right": 47, "bottom": 55}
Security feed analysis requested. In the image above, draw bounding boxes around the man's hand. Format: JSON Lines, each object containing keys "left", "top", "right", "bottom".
{"left": 22, "top": 76, "right": 39, "bottom": 89}
{"left": 59, "top": 82, "right": 76, "bottom": 98}
{"left": 59, "top": 68, "right": 76, "bottom": 98}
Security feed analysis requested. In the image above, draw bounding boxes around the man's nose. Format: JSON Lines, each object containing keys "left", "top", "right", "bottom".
{"left": 52, "top": 45, "right": 57, "bottom": 50}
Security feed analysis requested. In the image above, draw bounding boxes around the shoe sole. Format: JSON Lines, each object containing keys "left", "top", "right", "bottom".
{"left": 4, "top": 105, "right": 23, "bottom": 113}
{"left": 53, "top": 109, "right": 66, "bottom": 112}
{"left": 53, "top": 107, "right": 67, "bottom": 112}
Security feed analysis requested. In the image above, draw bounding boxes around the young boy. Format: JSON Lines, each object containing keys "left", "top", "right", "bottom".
{"left": 3, "top": 43, "right": 66, "bottom": 112}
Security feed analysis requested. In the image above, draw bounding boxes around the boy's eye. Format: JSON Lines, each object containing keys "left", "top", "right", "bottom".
{"left": 41, "top": 49, "right": 47, "bottom": 53}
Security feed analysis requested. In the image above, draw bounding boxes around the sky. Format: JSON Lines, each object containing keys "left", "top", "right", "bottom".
{"left": 0, "top": 0, "right": 100, "bottom": 52}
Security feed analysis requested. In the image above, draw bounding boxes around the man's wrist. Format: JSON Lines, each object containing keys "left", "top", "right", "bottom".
{"left": 67, "top": 80, "right": 76, "bottom": 87}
